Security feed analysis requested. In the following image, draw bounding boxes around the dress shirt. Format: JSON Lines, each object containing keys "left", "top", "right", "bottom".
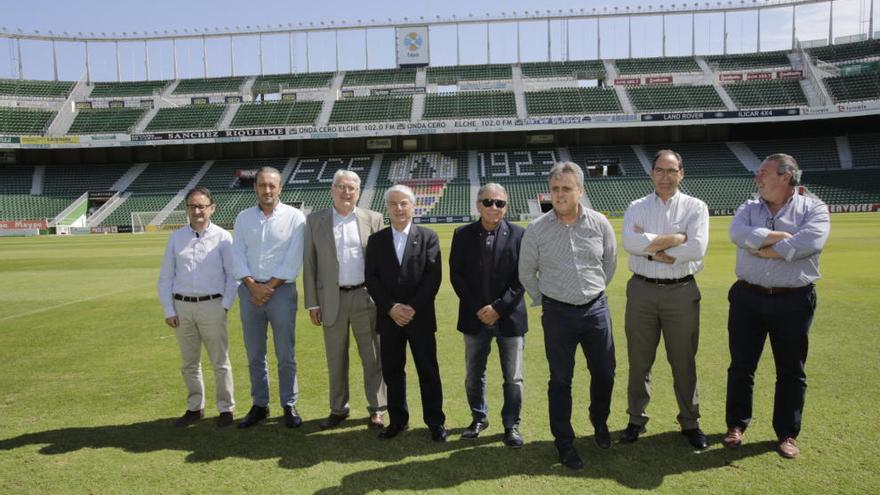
{"left": 622, "top": 191, "right": 709, "bottom": 279}
{"left": 729, "top": 193, "right": 830, "bottom": 287}
{"left": 519, "top": 206, "right": 617, "bottom": 306}
{"left": 233, "top": 202, "right": 306, "bottom": 282}
{"left": 333, "top": 209, "right": 365, "bottom": 286}
{"left": 157, "top": 222, "right": 238, "bottom": 318}
{"left": 391, "top": 222, "right": 412, "bottom": 265}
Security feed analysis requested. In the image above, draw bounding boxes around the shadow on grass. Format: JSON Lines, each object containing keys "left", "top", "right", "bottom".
{"left": 0, "top": 417, "right": 775, "bottom": 491}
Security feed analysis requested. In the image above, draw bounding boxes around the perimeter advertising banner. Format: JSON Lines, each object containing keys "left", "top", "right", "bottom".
{"left": 396, "top": 26, "right": 429, "bottom": 67}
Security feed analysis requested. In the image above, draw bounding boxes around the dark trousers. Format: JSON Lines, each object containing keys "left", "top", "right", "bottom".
{"left": 726, "top": 281, "right": 816, "bottom": 439}
{"left": 380, "top": 329, "right": 445, "bottom": 428}
{"left": 541, "top": 294, "right": 616, "bottom": 452}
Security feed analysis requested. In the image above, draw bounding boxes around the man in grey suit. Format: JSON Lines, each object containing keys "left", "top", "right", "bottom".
{"left": 303, "top": 169, "right": 387, "bottom": 430}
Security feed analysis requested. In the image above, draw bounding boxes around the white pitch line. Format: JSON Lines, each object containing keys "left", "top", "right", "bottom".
{"left": 0, "top": 288, "right": 140, "bottom": 323}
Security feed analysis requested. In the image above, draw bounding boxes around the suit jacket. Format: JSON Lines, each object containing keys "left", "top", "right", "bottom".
{"left": 449, "top": 219, "right": 527, "bottom": 337}
{"left": 365, "top": 224, "right": 442, "bottom": 336}
{"left": 303, "top": 206, "right": 385, "bottom": 328}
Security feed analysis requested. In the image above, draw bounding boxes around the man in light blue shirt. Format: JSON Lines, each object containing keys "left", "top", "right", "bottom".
{"left": 724, "top": 153, "right": 830, "bottom": 459}
{"left": 233, "top": 166, "right": 306, "bottom": 429}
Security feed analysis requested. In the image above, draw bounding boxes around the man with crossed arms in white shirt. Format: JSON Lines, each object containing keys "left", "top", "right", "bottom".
{"left": 158, "top": 187, "right": 238, "bottom": 427}
{"left": 620, "top": 149, "right": 710, "bottom": 450}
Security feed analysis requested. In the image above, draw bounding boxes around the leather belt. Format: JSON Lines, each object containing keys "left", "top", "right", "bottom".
{"left": 339, "top": 283, "right": 366, "bottom": 291}
{"left": 542, "top": 292, "right": 603, "bottom": 309}
{"left": 738, "top": 280, "right": 813, "bottom": 295}
{"left": 174, "top": 293, "right": 222, "bottom": 302}
{"left": 633, "top": 274, "right": 694, "bottom": 285}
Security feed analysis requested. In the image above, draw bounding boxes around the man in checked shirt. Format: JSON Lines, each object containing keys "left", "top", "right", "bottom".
{"left": 620, "top": 149, "right": 709, "bottom": 450}
{"left": 158, "top": 187, "right": 238, "bottom": 428}
{"left": 519, "top": 161, "right": 618, "bottom": 470}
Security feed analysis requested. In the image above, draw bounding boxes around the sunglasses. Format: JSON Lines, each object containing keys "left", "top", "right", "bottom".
{"left": 480, "top": 199, "right": 507, "bottom": 208}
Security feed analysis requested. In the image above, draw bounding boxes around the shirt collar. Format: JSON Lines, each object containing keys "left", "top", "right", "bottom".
{"left": 653, "top": 190, "right": 680, "bottom": 205}
{"left": 189, "top": 222, "right": 212, "bottom": 237}
{"left": 333, "top": 207, "right": 356, "bottom": 222}
{"left": 392, "top": 222, "right": 412, "bottom": 236}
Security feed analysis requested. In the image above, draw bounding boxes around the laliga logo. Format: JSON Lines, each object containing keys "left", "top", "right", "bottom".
{"left": 403, "top": 32, "right": 423, "bottom": 52}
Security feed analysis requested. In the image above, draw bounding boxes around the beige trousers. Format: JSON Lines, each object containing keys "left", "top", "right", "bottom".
{"left": 173, "top": 298, "right": 235, "bottom": 413}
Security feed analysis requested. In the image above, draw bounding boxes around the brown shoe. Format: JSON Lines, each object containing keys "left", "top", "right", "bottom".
{"left": 723, "top": 427, "right": 743, "bottom": 448}
{"left": 777, "top": 437, "right": 800, "bottom": 459}
{"left": 174, "top": 409, "right": 204, "bottom": 427}
{"left": 369, "top": 412, "right": 385, "bottom": 429}
{"left": 216, "top": 412, "right": 234, "bottom": 428}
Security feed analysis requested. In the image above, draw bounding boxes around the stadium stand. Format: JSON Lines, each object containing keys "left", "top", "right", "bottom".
{"left": 568, "top": 146, "right": 648, "bottom": 177}
{"left": 724, "top": 79, "right": 808, "bottom": 108}
{"left": 615, "top": 56, "right": 701, "bottom": 75}
{"left": 100, "top": 193, "right": 178, "bottom": 226}
{"left": 525, "top": 87, "right": 622, "bottom": 115}
{"left": 520, "top": 60, "right": 606, "bottom": 79}
{"left": 230, "top": 100, "right": 322, "bottom": 128}
{"left": 627, "top": 85, "right": 725, "bottom": 112}
{"left": 824, "top": 73, "right": 880, "bottom": 103}
{"left": 126, "top": 161, "right": 203, "bottom": 193}
{"left": 342, "top": 68, "right": 417, "bottom": 87}
{"left": 0, "top": 78, "right": 74, "bottom": 98}
{"left": 679, "top": 176, "right": 757, "bottom": 210}
{"left": 68, "top": 107, "right": 146, "bottom": 134}
{"left": 144, "top": 104, "right": 226, "bottom": 131}
{"left": 704, "top": 50, "right": 791, "bottom": 71}
{"left": 745, "top": 137, "right": 841, "bottom": 170}
{"left": 847, "top": 132, "right": 880, "bottom": 168}
{"left": 0, "top": 164, "right": 33, "bottom": 194}
{"left": 329, "top": 96, "right": 412, "bottom": 123}
{"left": 802, "top": 168, "right": 880, "bottom": 203}
{"left": 0, "top": 193, "right": 74, "bottom": 221}
{"left": 172, "top": 77, "right": 245, "bottom": 95}
{"left": 807, "top": 39, "right": 880, "bottom": 64}
{"left": 89, "top": 80, "right": 170, "bottom": 98}
{"left": 0, "top": 107, "right": 56, "bottom": 135}
{"left": 41, "top": 163, "right": 132, "bottom": 196}
{"left": 645, "top": 143, "right": 751, "bottom": 176}
{"left": 251, "top": 72, "right": 335, "bottom": 93}
{"left": 585, "top": 178, "right": 656, "bottom": 212}
{"left": 423, "top": 91, "right": 516, "bottom": 119}
{"left": 426, "top": 64, "right": 512, "bottom": 84}
{"left": 370, "top": 151, "right": 469, "bottom": 217}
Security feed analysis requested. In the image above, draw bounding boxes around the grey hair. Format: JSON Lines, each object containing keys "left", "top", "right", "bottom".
{"left": 256, "top": 166, "right": 282, "bottom": 183}
{"left": 477, "top": 182, "right": 507, "bottom": 200}
{"left": 548, "top": 161, "right": 585, "bottom": 190}
{"left": 384, "top": 183, "right": 416, "bottom": 204}
{"left": 764, "top": 153, "right": 802, "bottom": 186}
{"left": 653, "top": 149, "right": 683, "bottom": 170}
{"left": 333, "top": 169, "right": 361, "bottom": 189}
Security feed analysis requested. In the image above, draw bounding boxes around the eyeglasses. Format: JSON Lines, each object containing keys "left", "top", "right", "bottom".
{"left": 186, "top": 204, "right": 213, "bottom": 211}
{"left": 480, "top": 199, "right": 507, "bottom": 208}
{"left": 652, "top": 167, "right": 681, "bottom": 177}
{"left": 333, "top": 184, "right": 358, "bottom": 192}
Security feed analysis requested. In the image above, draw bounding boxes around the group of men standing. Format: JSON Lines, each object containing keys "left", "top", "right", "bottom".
{"left": 157, "top": 150, "right": 829, "bottom": 470}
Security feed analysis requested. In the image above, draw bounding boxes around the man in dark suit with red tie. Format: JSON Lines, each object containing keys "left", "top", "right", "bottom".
{"left": 449, "top": 183, "right": 527, "bottom": 448}
{"left": 365, "top": 184, "right": 446, "bottom": 442}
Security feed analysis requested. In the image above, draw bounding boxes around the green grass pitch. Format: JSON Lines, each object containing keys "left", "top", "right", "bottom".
{"left": 0, "top": 213, "right": 878, "bottom": 494}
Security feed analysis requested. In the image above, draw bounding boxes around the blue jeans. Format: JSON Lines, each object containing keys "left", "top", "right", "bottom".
{"left": 238, "top": 283, "right": 298, "bottom": 408}
{"left": 541, "top": 294, "right": 616, "bottom": 452}
{"left": 726, "top": 281, "right": 815, "bottom": 438}
{"left": 464, "top": 330, "right": 524, "bottom": 429}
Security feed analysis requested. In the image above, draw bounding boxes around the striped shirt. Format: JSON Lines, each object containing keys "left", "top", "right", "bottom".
{"left": 519, "top": 206, "right": 617, "bottom": 306}
{"left": 622, "top": 191, "right": 709, "bottom": 279}
{"left": 729, "top": 193, "right": 830, "bottom": 288}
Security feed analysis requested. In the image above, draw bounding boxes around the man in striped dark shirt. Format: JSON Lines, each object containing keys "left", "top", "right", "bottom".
{"left": 519, "top": 161, "right": 618, "bottom": 470}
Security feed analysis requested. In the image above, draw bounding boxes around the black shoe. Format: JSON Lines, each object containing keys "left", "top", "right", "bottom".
{"left": 504, "top": 427, "right": 524, "bottom": 448}
{"left": 681, "top": 428, "right": 708, "bottom": 450}
{"left": 216, "top": 412, "right": 234, "bottom": 428}
{"left": 319, "top": 412, "right": 349, "bottom": 430}
{"left": 173, "top": 409, "right": 204, "bottom": 427}
{"left": 619, "top": 423, "right": 646, "bottom": 443}
{"left": 559, "top": 447, "right": 584, "bottom": 470}
{"left": 593, "top": 422, "right": 611, "bottom": 449}
{"left": 430, "top": 424, "right": 448, "bottom": 442}
{"left": 378, "top": 423, "right": 409, "bottom": 439}
{"left": 460, "top": 420, "right": 489, "bottom": 439}
{"left": 283, "top": 405, "right": 303, "bottom": 428}
{"left": 237, "top": 405, "right": 269, "bottom": 429}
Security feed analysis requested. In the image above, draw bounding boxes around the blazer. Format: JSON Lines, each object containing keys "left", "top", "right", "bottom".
{"left": 449, "top": 219, "right": 527, "bottom": 337}
{"left": 365, "top": 224, "right": 442, "bottom": 336}
{"left": 302, "top": 206, "right": 385, "bottom": 328}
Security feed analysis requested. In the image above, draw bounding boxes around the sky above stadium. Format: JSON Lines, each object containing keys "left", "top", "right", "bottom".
{"left": 0, "top": 0, "right": 875, "bottom": 81}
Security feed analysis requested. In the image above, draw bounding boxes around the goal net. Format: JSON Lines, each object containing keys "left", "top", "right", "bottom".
{"left": 131, "top": 210, "right": 188, "bottom": 233}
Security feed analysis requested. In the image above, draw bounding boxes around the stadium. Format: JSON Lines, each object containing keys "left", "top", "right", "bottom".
{"left": 1, "top": 0, "right": 878, "bottom": 493}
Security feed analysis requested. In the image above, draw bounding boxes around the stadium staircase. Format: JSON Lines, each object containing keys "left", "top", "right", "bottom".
{"left": 410, "top": 93, "right": 425, "bottom": 122}
{"left": 511, "top": 65, "right": 527, "bottom": 119}
{"left": 726, "top": 142, "right": 763, "bottom": 172}
{"left": 241, "top": 77, "right": 257, "bottom": 98}
{"left": 31, "top": 165, "right": 44, "bottom": 195}
{"left": 604, "top": 60, "right": 636, "bottom": 114}
{"left": 358, "top": 154, "right": 384, "bottom": 209}
{"left": 218, "top": 103, "right": 240, "bottom": 129}
{"left": 132, "top": 105, "right": 160, "bottom": 133}
{"left": 151, "top": 160, "right": 215, "bottom": 226}
{"left": 46, "top": 77, "right": 91, "bottom": 136}
{"left": 631, "top": 145, "right": 654, "bottom": 175}
{"left": 835, "top": 136, "right": 854, "bottom": 169}
{"left": 317, "top": 73, "right": 345, "bottom": 127}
